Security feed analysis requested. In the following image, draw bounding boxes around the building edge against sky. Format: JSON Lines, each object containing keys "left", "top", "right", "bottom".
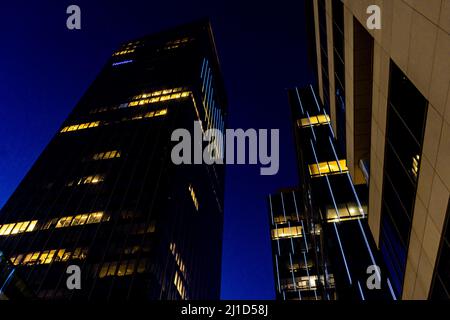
{"left": 308, "top": 0, "right": 449, "bottom": 300}
{"left": 0, "top": 19, "right": 227, "bottom": 300}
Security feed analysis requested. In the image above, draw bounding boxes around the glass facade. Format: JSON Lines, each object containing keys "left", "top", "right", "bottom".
{"left": 380, "top": 62, "right": 428, "bottom": 298}
{"left": 331, "top": 0, "right": 346, "bottom": 156}
{"left": 268, "top": 190, "right": 333, "bottom": 300}
{"left": 275, "top": 86, "right": 394, "bottom": 300}
{"left": 0, "top": 20, "right": 226, "bottom": 300}
{"left": 318, "top": 0, "right": 330, "bottom": 114}
{"left": 430, "top": 199, "right": 450, "bottom": 299}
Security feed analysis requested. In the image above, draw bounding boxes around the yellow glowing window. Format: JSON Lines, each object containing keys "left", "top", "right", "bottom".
{"left": 142, "top": 108, "right": 168, "bottom": 119}
{"left": 126, "top": 261, "right": 136, "bottom": 275}
{"left": 10, "top": 248, "right": 87, "bottom": 266}
{"left": 87, "top": 212, "right": 105, "bottom": 224}
{"left": 412, "top": 154, "right": 420, "bottom": 179}
{"left": 188, "top": 185, "right": 199, "bottom": 211}
{"left": 45, "top": 250, "right": 56, "bottom": 264}
{"left": 308, "top": 160, "right": 348, "bottom": 177}
{"left": 174, "top": 271, "right": 186, "bottom": 299}
{"left": 67, "top": 174, "right": 105, "bottom": 186}
{"left": 27, "top": 220, "right": 37, "bottom": 232}
{"left": 107, "top": 262, "right": 118, "bottom": 277}
{"left": 61, "top": 121, "right": 100, "bottom": 133}
{"left": 56, "top": 217, "right": 73, "bottom": 228}
{"left": 112, "top": 48, "right": 135, "bottom": 56}
{"left": 271, "top": 225, "right": 302, "bottom": 240}
{"left": 71, "top": 214, "right": 89, "bottom": 226}
{"left": 54, "top": 211, "right": 107, "bottom": 229}
{"left": 92, "top": 150, "right": 121, "bottom": 161}
{"left": 326, "top": 204, "right": 367, "bottom": 223}
{"left": 298, "top": 114, "right": 330, "bottom": 128}
{"left": 0, "top": 220, "right": 37, "bottom": 236}
{"left": 128, "top": 89, "right": 190, "bottom": 107}
{"left": 4, "top": 224, "right": 15, "bottom": 235}
{"left": 99, "top": 264, "right": 109, "bottom": 278}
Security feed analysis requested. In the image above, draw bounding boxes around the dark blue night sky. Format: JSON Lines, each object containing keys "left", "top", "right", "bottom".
{"left": 0, "top": 0, "right": 313, "bottom": 299}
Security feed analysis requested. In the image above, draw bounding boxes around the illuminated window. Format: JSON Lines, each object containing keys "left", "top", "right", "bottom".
{"left": 112, "top": 49, "right": 135, "bottom": 56}
{"left": 271, "top": 225, "right": 302, "bottom": 240}
{"left": 188, "top": 185, "right": 199, "bottom": 211}
{"left": 412, "top": 154, "right": 420, "bottom": 180}
{"left": 0, "top": 220, "right": 38, "bottom": 236}
{"left": 174, "top": 271, "right": 187, "bottom": 299}
{"left": 164, "top": 37, "right": 191, "bottom": 50}
{"left": 56, "top": 217, "right": 73, "bottom": 228}
{"left": 98, "top": 259, "right": 146, "bottom": 278}
{"left": 298, "top": 114, "right": 330, "bottom": 127}
{"left": 62, "top": 105, "right": 169, "bottom": 133}
{"left": 326, "top": 204, "right": 367, "bottom": 222}
{"left": 60, "top": 121, "right": 100, "bottom": 133}
{"left": 92, "top": 150, "right": 121, "bottom": 161}
{"left": 169, "top": 243, "right": 188, "bottom": 283}
{"left": 10, "top": 248, "right": 87, "bottom": 266}
{"left": 143, "top": 108, "right": 168, "bottom": 119}
{"left": 107, "top": 262, "right": 118, "bottom": 277}
{"left": 67, "top": 174, "right": 105, "bottom": 186}
{"left": 127, "top": 89, "right": 190, "bottom": 108}
{"left": 56, "top": 211, "right": 108, "bottom": 229}
{"left": 308, "top": 160, "right": 348, "bottom": 177}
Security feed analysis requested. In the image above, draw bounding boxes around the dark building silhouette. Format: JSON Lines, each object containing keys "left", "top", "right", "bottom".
{"left": 0, "top": 20, "right": 226, "bottom": 300}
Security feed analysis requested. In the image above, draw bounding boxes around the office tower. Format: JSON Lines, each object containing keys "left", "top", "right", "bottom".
{"left": 268, "top": 188, "right": 336, "bottom": 300}
{"left": 0, "top": 251, "right": 35, "bottom": 300}
{"left": 268, "top": 83, "right": 394, "bottom": 300}
{"left": 306, "top": 0, "right": 450, "bottom": 300}
{"left": 0, "top": 20, "right": 226, "bottom": 300}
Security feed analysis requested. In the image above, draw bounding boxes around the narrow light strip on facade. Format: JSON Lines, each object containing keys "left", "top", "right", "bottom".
{"left": 274, "top": 223, "right": 281, "bottom": 254}
{"left": 325, "top": 175, "right": 341, "bottom": 221}
{"left": 289, "top": 253, "right": 298, "bottom": 291}
{"left": 333, "top": 222, "right": 352, "bottom": 285}
{"left": 346, "top": 172, "right": 366, "bottom": 218}
{"left": 303, "top": 251, "right": 315, "bottom": 296}
{"left": 112, "top": 60, "right": 133, "bottom": 66}
{"left": 295, "top": 87, "right": 305, "bottom": 115}
{"left": 203, "top": 68, "right": 211, "bottom": 106}
{"left": 205, "top": 72, "right": 212, "bottom": 110}
{"left": 357, "top": 219, "right": 381, "bottom": 282}
{"left": 309, "top": 84, "right": 321, "bottom": 113}
{"left": 357, "top": 281, "right": 366, "bottom": 300}
{"left": 207, "top": 87, "right": 214, "bottom": 121}
{"left": 387, "top": 278, "right": 397, "bottom": 300}
{"left": 280, "top": 192, "right": 287, "bottom": 222}
{"left": 322, "top": 108, "right": 335, "bottom": 139}
{"left": 306, "top": 111, "right": 317, "bottom": 141}
{"left": 292, "top": 191, "right": 300, "bottom": 222}
{"left": 328, "top": 136, "right": 342, "bottom": 172}
{"left": 200, "top": 58, "right": 207, "bottom": 81}
{"left": 0, "top": 269, "right": 15, "bottom": 294}
{"left": 309, "top": 139, "right": 322, "bottom": 175}
{"left": 311, "top": 134, "right": 341, "bottom": 221}
{"left": 275, "top": 254, "right": 281, "bottom": 293}
{"left": 219, "top": 118, "right": 224, "bottom": 159}
{"left": 288, "top": 222, "right": 295, "bottom": 254}
{"left": 202, "top": 60, "right": 210, "bottom": 92}
{"left": 301, "top": 220, "right": 309, "bottom": 253}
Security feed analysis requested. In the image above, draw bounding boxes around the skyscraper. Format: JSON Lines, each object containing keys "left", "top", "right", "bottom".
{"left": 297, "top": 0, "right": 450, "bottom": 300}
{"left": 0, "top": 20, "right": 226, "bottom": 300}
{"left": 269, "top": 86, "right": 393, "bottom": 300}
